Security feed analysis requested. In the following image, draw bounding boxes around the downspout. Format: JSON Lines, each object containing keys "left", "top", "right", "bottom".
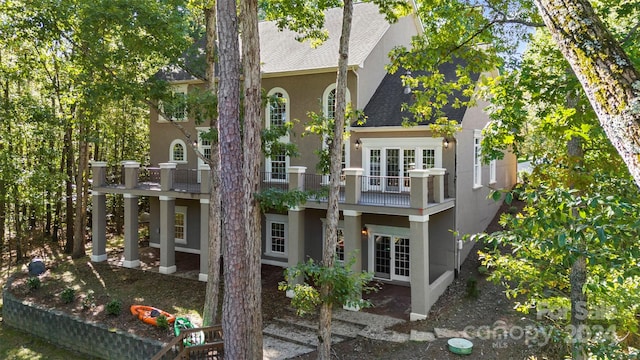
{"left": 454, "top": 134, "right": 460, "bottom": 278}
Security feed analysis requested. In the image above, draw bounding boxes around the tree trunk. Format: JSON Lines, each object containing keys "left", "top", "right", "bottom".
{"left": 217, "top": 0, "right": 251, "bottom": 357}
{"left": 318, "top": 1, "right": 353, "bottom": 358}
{"left": 64, "top": 121, "right": 74, "bottom": 253}
{"left": 570, "top": 255, "right": 587, "bottom": 360}
{"left": 73, "top": 115, "right": 89, "bottom": 259}
{"left": 202, "top": 3, "right": 222, "bottom": 327}
{"left": 240, "top": 0, "right": 263, "bottom": 355}
{"left": 534, "top": 0, "right": 640, "bottom": 188}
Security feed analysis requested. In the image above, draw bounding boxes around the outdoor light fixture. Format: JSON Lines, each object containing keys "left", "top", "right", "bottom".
{"left": 403, "top": 70, "right": 412, "bottom": 95}
{"left": 355, "top": 138, "right": 362, "bottom": 150}
{"left": 443, "top": 138, "right": 450, "bottom": 149}
{"left": 361, "top": 226, "right": 368, "bottom": 236}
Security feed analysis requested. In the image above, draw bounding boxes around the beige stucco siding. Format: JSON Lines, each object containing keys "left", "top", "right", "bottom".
{"left": 454, "top": 97, "right": 517, "bottom": 259}
{"left": 355, "top": 13, "right": 419, "bottom": 110}
{"left": 262, "top": 71, "right": 358, "bottom": 172}
{"left": 149, "top": 83, "right": 210, "bottom": 169}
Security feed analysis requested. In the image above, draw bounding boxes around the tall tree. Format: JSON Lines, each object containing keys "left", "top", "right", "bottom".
{"left": 201, "top": 0, "right": 223, "bottom": 328}
{"left": 240, "top": 0, "right": 264, "bottom": 356}
{"left": 216, "top": 0, "right": 256, "bottom": 356}
{"left": 533, "top": 0, "right": 640, "bottom": 188}
{"left": 317, "top": 1, "right": 352, "bottom": 357}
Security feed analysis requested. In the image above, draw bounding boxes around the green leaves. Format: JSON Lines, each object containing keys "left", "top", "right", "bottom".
{"left": 279, "top": 256, "right": 377, "bottom": 316}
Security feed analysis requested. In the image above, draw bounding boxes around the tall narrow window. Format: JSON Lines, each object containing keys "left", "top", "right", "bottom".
{"left": 422, "top": 149, "right": 435, "bottom": 169}
{"left": 473, "top": 130, "right": 482, "bottom": 188}
{"left": 336, "top": 228, "right": 345, "bottom": 262}
{"left": 489, "top": 159, "right": 496, "bottom": 184}
{"left": 175, "top": 206, "right": 187, "bottom": 244}
{"left": 265, "top": 214, "right": 288, "bottom": 258}
{"left": 323, "top": 85, "right": 351, "bottom": 171}
{"left": 265, "top": 88, "right": 290, "bottom": 181}
{"left": 159, "top": 84, "right": 188, "bottom": 122}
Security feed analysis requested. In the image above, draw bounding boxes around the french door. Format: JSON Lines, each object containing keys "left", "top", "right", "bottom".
{"left": 372, "top": 234, "right": 410, "bottom": 282}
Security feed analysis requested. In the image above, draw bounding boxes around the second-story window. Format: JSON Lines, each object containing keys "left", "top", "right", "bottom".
{"left": 265, "top": 88, "right": 290, "bottom": 181}
{"left": 473, "top": 130, "right": 482, "bottom": 188}
{"left": 170, "top": 139, "right": 187, "bottom": 163}
{"left": 159, "top": 84, "right": 188, "bottom": 122}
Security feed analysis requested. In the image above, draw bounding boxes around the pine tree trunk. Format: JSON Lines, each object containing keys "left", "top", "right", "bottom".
{"left": 217, "top": 0, "right": 251, "bottom": 357}
{"left": 570, "top": 255, "right": 587, "bottom": 360}
{"left": 240, "top": 0, "right": 263, "bottom": 357}
{"left": 73, "top": 116, "right": 89, "bottom": 258}
{"left": 534, "top": 0, "right": 640, "bottom": 188}
{"left": 318, "top": 1, "right": 353, "bottom": 358}
{"left": 202, "top": 3, "right": 222, "bottom": 327}
{"left": 64, "top": 121, "right": 74, "bottom": 253}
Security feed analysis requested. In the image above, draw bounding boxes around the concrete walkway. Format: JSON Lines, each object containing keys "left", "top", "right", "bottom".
{"left": 262, "top": 309, "right": 408, "bottom": 360}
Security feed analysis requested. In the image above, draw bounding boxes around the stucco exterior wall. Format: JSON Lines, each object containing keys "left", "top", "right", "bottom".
{"left": 454, "top": 96, "right": 517, "bottom": 260}
{"left": 355, "top": 13, "right": 419, "bottom": 110}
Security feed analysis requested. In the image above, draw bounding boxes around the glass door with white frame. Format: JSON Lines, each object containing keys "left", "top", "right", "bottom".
{"left": 372, "top": 233, "right": 410, "bottom": 282}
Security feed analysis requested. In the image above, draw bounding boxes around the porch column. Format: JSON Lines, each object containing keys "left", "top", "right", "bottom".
{"left": 159, "top": 195, "right": 176, "bottom": 274}
{"left": 122, "top": 162, "right": 140, "bottom": 268}
{"left": 287, "top": 166, "right": 306, "bottom": 298}
{"left": 342, "top": 210, "right": 362, "bottom": 273}
{"left": 429, "top": 168, "right": 446, "bottom": 203}
{"left": 199, "top": 164, "right": 210, "bottom": 194}
{"left": 159, "top": 162, "right": 176, "bottom": 191}
{"left": 123, "top": 194, "right": 140, "bottom": 268}
{"left": 343, "top": 168, "right": 363, "bottom": 204}
{"left": 409, "top": 169, "right": 429, "bottom": 209}
{"left": 343, "top": 210, "right": 363, "bottom": 311}
{"left": 122, "top": 161, "right": 139, "bottom": 189}
{"left": 199, "top": 198, "right": 210, "bottom": 282}
{"left": 90, "top": 161, "right": 107, "bottom": 262}
{"left": 409, "top": 214, "right": 430, "bottom": 321}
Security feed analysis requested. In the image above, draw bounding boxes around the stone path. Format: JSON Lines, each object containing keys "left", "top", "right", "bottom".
{"left": 262, "top": 308, "right": 468, "bottom": 359}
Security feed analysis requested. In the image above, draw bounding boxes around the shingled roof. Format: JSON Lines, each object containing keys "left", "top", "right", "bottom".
{"left": 156, "top": 2, "right": 393, "bottom": 81}
{"left": 356, "top": 62, "right": 473, "bottom": 128}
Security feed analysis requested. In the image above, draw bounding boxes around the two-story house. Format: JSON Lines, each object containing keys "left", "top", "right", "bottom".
{"left": 90, "top": 2, "right": 517, "bottom": 321}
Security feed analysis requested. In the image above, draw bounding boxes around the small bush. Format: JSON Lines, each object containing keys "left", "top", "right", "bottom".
{"left": 466, "top": 277, "right": 479, "bottom": 298}
{"left": 106, "top": 299, "right": 122, "bottom": 316}
{"left": 82, "top": 290, "right": 96, "bottom": 310}
{"left": 26, "top": 277, "right": 41, "bottom": 290}
{"left": 61, "top": 288, "right": 75, "bottom": 304}
{"left": 156, "top": 314, "right": 170, "bottom": 330}
{"left": 477, "top": 265, "right": 488, "bottom": 275}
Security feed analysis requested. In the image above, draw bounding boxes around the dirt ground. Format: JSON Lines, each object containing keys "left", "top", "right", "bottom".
{"left": 3, "top": 199, "right": 561, "bottom": 358}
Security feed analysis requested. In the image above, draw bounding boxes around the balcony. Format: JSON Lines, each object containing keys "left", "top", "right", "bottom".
{"left": 92, "top": 162, "right": 452, "bottom": 211}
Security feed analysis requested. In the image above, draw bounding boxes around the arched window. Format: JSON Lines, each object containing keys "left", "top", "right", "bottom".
{"left": 322, "top": 84, "right": 351, "bottom": 171}
{"left": 170, "top": 139, "right": 187, "bottom": 163}
{"left": 265, "top": 88, "right": 290, "bottom": 181}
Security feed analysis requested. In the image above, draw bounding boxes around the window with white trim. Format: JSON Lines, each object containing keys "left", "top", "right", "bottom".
{"left": 361, "top": 138, "right": 443, "bottom": 192}
{"left": 159, "top": 84, "right": 188, "bottom": 122}
{"left": 489, "top": 159, "right": 496, "bottom": 184}
{"left": 321, "top": 219, "right": 345, "bottom": 262}
{"left": 265, "top": 88, "right": 290, "bottom": 181}
{"left": 473, "top": 130, "right": 482, "bottom": 188}
{"left": 366, "top": 224, "right": 410, "bottom": 282}
{"left": 170, "top": 139, "right": 187, "bottom": 163}
{"left": 265, "top": 214, "right": 288, "bottom": 258}
{"left": 175, "top": 206, "right": 187, "bottom": 245}
{"left": 323, "top": 85, "right": 351, "bottom": 173}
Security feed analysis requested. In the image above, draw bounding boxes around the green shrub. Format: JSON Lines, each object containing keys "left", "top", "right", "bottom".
{"left": 156, "top": 314, "right": 169, "bottom": 330}
{"left": 26, "top": 277, "right": 41, "bottom": 290}
{"left": 466, "top": 277, "right": 479, "bottom": 298}
{"left": 82, "top": 290, "right": 96, "bottom": 310}
{"left": 106, "top": 299, "right": 122, "bottom": 316}
{"left": 60, "top": 288, "right": 75, "bottom": 304}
